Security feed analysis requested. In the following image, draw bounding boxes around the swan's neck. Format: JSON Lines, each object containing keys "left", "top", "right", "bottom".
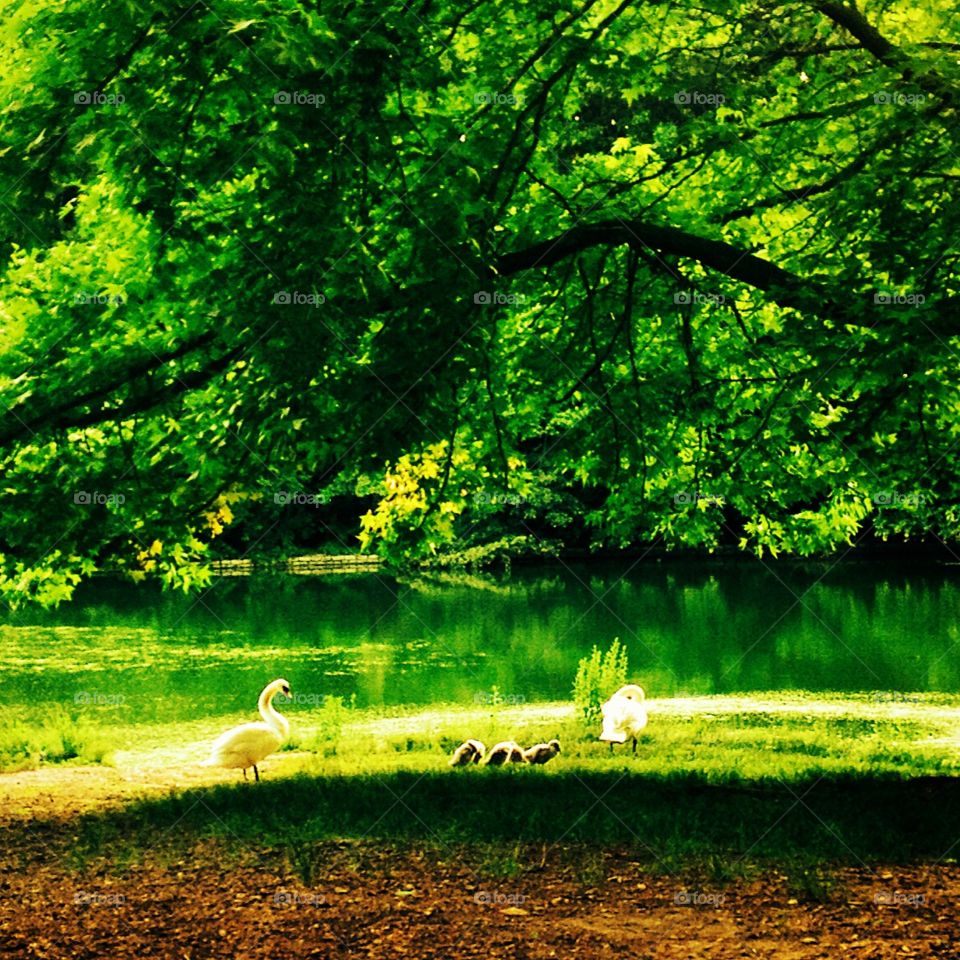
{"left": 259, "top": 686, "right": 289, "bottom": 739}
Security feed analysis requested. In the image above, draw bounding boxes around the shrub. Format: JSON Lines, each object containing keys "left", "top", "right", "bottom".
{"left": 573, "top": 637, "right": 629, "bottom": 724}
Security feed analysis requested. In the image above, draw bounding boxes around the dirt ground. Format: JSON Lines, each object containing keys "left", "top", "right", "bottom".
{"left": 0, "top": 762, "right": 957, "bottom": 959}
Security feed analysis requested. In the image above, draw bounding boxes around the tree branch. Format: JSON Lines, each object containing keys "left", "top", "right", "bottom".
{"left": 496, "top": 217, "right": 960, "bottom": 338}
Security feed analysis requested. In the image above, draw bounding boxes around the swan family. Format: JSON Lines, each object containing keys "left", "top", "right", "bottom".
{"left": 203, "top": 678, "right": 647, "bottom": 783}
{"left": 449, "top": 738, "right": 563, "bottom": 766}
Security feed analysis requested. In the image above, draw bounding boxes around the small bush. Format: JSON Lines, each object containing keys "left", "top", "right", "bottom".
{"left": 573, "top": 637, "right": 629, "bottom": 723}
{"left": 287, "top": 695, "right": 354, "bottom": 755}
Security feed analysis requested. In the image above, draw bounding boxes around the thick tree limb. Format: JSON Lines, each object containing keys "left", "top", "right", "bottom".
{"left": 815, "top": 2, "right": 957, "bottom": 103}
{"left": 0, "top": 331, "right": 217, "bottom": 446}
{"left": 496, "top": 218, "right": 960, "bottom": 338}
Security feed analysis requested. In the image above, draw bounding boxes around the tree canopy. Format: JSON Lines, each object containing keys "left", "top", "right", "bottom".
{"left": 1, "top": 0, "right": 958, "bottom": 604}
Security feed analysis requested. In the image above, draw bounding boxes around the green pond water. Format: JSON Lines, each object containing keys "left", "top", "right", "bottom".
{"left": 2, "top": 561, "right": 959, "bottom": 725}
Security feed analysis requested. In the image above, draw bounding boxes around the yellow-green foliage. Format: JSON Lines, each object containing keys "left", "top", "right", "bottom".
{"left": 0, "top": 703, "right": 117, "bottom": 771}
{"left": 573, "top": 638, "right": 629, "bottom": 723}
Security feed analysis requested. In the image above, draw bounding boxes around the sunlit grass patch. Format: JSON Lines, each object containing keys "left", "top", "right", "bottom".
{"left": 280, "top": 693, "right": 960, "bottom": 782}
{"left": 0, "top": 703, "right": 118, "bottom": 771}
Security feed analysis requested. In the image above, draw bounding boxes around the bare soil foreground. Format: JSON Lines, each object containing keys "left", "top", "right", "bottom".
{"left": 0, "top": 763, "right": 958, "bottom": 959}
{"left": 1, "top": 839, "right": 957, "bottom": 959}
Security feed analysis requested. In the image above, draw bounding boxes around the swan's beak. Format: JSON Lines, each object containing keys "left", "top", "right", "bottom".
{"left": 282, "top": 685, "right": 291, "bottom": 696}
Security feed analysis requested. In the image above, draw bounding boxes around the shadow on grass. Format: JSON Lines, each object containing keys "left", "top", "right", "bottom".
{"left": 74, "top": 770, "right": 960, "bottom": 864}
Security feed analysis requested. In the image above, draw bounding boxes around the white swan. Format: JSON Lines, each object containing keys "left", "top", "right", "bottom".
{"left": 449, "top": 739, "right": 485, "bottom": 766}
{"left": 599, "top": 684, "right": 648, "bottom": 755}
{"left": 522, "top": 739, "right": 561, "bottom": 765}
{"left": 481, "top": 741, "right": 528, "bottom": 766}
{"left": 202, "top": 678, "right": 291, "bottom": 781}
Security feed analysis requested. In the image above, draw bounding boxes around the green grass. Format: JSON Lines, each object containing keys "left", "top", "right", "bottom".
{"left": 7, "top": 691, "right": 960, "bottom": 865}
{"left": 70, "top": 769, "right": 960, "bottom": 867}
{"left": 279, "top": 692, "right": 960, "bottom": 782}
{"left": 0, "top": 703, "right": 118, "bottom": 770}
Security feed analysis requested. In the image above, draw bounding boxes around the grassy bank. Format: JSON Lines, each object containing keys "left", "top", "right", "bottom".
{"left": 4, "top": 692, "right": 957, "bottom": 866}
{"left": 4, "top": 692, "right": 959, "bottom": 778}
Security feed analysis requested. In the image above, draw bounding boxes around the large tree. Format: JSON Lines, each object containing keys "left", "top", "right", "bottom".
{"left": 0, "top": 0, "right": 957, "bottom": 603}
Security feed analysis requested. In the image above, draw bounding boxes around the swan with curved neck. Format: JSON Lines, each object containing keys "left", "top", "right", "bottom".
{"left": 203, "top": 678, "right": 291, "bottom": 781}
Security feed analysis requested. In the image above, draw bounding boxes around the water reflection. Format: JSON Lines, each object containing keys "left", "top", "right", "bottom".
{"left": 1, "top": 560, "right": 959, "bottom": 722}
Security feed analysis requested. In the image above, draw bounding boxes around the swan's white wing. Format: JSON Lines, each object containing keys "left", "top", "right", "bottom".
{"left": 599, "top": 697, "right": 628, "bottom": 742}
{"left": 206, "top": 721, "right": 284, "bottom": 769}
{"left": 625, "top": 703, "right": 649, "bottom": 738}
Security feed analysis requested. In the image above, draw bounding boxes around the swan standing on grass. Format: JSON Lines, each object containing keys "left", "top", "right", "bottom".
{"left": 599, "top": 684, "right": 648, "bottom": 755}
{"left": 202, "top": 678, "right": 291, "bottom": 781}
{"left": 449, "top": 739, "right": 486, "bottom": 766}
